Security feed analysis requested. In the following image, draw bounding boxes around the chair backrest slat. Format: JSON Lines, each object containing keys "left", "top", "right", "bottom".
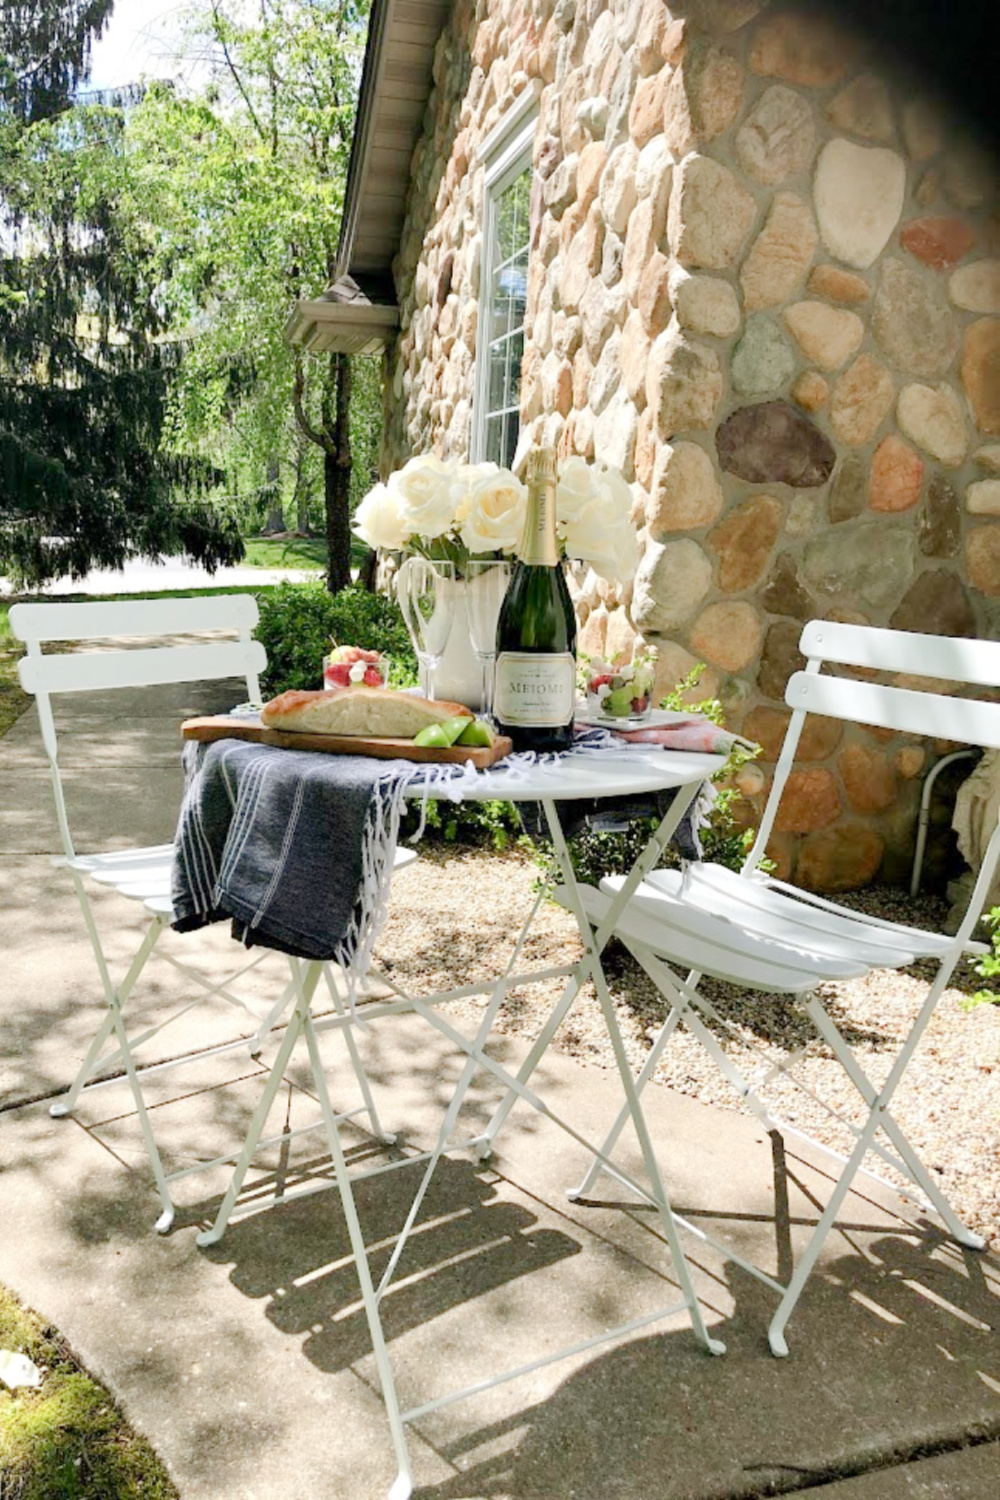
{"left": 9, "top": 594, "right": 259, "bottom": 643}
{"left": 19, "top": 640, "right": 267, "bottom": 696}
{"left": 742, "top": 621, "right": 1000, "bottom": 879}
{"left": 10, "top": 595, "right": 267, "bottom": 860}
{"left": 786, "top": 672, "right": 1000, "bottom": 750}
{"left": 799, "top": 620, "right": 1000, "bottom": 686}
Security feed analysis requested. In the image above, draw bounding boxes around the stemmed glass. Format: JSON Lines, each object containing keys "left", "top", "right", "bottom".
{"left": 395, "top": 556, "right": 455, "bottom": 701}
{"left": 464, "top": 558, "right": 511, "bottom": 721}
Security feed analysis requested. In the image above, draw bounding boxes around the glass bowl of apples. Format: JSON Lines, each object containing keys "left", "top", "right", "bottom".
{"left": 580, "top": 648, "right": 657, "bottom": 724}
{"left": 322, "top": 645, "right": 388, "bottom": 690}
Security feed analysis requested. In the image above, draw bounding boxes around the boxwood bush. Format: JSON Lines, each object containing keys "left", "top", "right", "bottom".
{"left": 255, "top": 581, "right": 417, "bottom": 697}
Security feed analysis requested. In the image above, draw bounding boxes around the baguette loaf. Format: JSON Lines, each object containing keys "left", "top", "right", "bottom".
{"left": 260, "top": 686, "right": 473, "bottom": 739}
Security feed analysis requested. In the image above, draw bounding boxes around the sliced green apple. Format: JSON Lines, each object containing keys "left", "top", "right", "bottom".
{"left": 413, "top": 724, "right": 451, "bottom": 748}
{"left": 456, "top": 718, "right": 495, "bottom": 747}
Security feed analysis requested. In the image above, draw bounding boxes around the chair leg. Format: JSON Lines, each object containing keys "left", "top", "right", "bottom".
{"left": 766, "top": 1106, "right": 888, "bottom": 1357}
{"left": 803, "top": 996, "right": 986, "bottom": 1250}
{"left": 322, "top": 964, "right": 396, "bottom": 1146}
{"left": 105, "top": 995, "right": 177, "bottom": 1233}
{"left": 297, "top": 964, "right": 414, "bottom": 1499}
{"left": 197, "top": 962, "right": 323, "bottom": 1248}
{"left": 568, "top": 948, "right": 782, "bottom": 1201}
{"left": 52, "top": 902, "right": 165, "bottom": 1115}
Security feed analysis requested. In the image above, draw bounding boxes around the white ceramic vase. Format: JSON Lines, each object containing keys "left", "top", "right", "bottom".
{"left": 416, "top": 578, "right": 484, "bottom": 709}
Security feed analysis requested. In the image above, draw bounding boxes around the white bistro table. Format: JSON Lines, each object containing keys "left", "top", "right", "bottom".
{"left": 195, "top": 743, "right": 727, "bottom": 1499}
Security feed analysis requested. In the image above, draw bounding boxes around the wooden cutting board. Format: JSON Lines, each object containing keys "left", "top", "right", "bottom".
{"left": 181, "top": 715, "right": 512, "bottom": 768}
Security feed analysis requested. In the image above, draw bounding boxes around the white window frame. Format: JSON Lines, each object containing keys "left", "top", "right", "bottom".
{"left": 470, "top": 82, "right": 541, "bottom": 464}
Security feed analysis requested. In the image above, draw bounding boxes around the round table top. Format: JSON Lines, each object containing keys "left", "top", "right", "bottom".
{"left": 402, "top": 747, "right": 725, "bottom": 803}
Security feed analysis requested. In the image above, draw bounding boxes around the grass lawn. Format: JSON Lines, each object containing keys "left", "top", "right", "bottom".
{"left": 241, "top": 534, "right": 327, "bottom": 569}
{"left": 0, "top": 601, "right": 31, "bottom": 737}
{"left": 241, "top": 534, "right": 372, "bottom": 571}
{"left": 0, "top": 1286, "right": 179, "bottom": 1499}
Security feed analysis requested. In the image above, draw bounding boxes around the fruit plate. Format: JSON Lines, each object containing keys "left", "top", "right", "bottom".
{"left": 575, "top": 707, "right": 703, "bottom": 732}
{"left": 181, "top": 716, "right": 512, "bottom": 768}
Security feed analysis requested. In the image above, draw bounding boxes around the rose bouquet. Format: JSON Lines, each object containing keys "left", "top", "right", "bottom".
{"left": 352, "top": 452, "right": 639, "bottom": 586}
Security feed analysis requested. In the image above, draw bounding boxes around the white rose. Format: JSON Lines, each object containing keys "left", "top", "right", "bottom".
{"left": 389, "top": 454, "right": 461, "bottom": 540}
{"left": 352, "top": 481, "right": 411, "bottom": 551}
{"left": 453, "top": 461, "right": 497, "bottom": 528}
{"left": 591, "top": 460, "right": 633, "bottom": 524}
{"left": 563, "top": 505, "right": 639, "bottom": 585}
{"left": 459, "top": 466, "right": 528, "bottom": 555}
{"left": 604, "top": 520, "right": 640, "bottom": 584}
{"left": 556, "top": 456, "right": 596, "bottom": 529}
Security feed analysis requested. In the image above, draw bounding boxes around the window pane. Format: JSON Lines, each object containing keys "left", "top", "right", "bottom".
{"left": 484, "top": 413, "right": 505, "bottom": 467}
{"left": 491, "top": 252, "right": 527, "bottom": 343}
{"left": 506, "top": 329, "right": 524, "bottom": 407}
{"left": 477, "top": 160, "right": 533, "bottom": 464}
{"left": 488, "top": 340, "right": 509, "bottom": 410}
{"left": 501, "top": 410, "right": 518, "bottom": 471}
{"left": 497, "top": 168, "right": 530, "bottom": 262}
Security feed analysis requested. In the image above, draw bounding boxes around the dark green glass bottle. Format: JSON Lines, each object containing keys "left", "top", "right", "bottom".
{"left": 494, "top": 448, "right": 577, "bottom": 752}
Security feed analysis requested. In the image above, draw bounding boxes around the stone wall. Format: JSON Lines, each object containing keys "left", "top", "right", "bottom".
{"left": 386, "top": 0, "right": 1000, "bottom": 891}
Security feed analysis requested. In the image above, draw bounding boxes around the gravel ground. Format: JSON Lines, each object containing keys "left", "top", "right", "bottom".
{"left": 378, "top": 845, "right": 1000, "bottom": 1251}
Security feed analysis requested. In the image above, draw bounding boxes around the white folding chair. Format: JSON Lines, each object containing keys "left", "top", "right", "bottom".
{"left": 561, "top": 622, "right": 1000, "bottom": 1355}
{"left": 12, "top": 595, "right": 412, "bottom": 1231}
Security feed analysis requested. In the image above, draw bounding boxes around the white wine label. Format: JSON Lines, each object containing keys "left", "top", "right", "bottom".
{"left": 494, "top": 652, "right": 576, "bottom": 727}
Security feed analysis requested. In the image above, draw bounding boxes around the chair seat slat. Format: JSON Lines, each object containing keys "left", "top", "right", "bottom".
{"left": 564, "top": 883, "right": 867, "bottom": 990}
{"left": 647, "top": 866, "right": 950, "bottom": 962}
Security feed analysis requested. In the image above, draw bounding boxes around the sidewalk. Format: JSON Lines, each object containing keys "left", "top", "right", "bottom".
{"left": 0, "top": 554, "right": 321, "bottom": 597}
{"left": 1, "top": 673, "right": 999, "bottom": 1499}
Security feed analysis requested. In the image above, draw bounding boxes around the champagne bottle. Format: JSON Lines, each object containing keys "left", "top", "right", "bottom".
{"left": 494, "top": 448, "right": 577, "bottom": 752}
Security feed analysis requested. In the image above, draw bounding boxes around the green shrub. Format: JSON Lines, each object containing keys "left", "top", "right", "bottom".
{"left": 969, "top": 906, "right": 1000, "bottom": 1008}
{"left": 401, "top": 796, "right": 525, "bottom": 851}
{"left": 531, "top": 664, "right": 763, "bottom": 886}
{"left": 254, "top": 581, "right": 417, "bottom": 697}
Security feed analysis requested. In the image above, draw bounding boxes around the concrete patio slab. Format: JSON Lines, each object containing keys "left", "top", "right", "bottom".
{"left": 3, "top": 1009, "right": 1000, "bottom": 1500}
{"left": 815, "top": 1441, "right": 1000, "bottom": 1496}
{"left": 3, "top": 661, "right": 999, "bottom": 1499}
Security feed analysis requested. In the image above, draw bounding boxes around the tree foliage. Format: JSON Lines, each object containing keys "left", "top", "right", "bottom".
{"left": 0, "top": 0, "right": 113, "bottom": 123}
{"left": 125, "top": 0, "right": 373, "bottom": 588}
{"left": 0, "top": 1, "right": 245, "bottom": 587}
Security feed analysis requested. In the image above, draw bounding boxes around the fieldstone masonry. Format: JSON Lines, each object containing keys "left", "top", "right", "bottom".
{"left": 384, "top": 0, "right": 1000, "bottom": 892}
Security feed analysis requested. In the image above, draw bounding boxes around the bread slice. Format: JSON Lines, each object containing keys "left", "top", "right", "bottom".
{"left": 260, "top": 686, "right": 473, "bottom": 739}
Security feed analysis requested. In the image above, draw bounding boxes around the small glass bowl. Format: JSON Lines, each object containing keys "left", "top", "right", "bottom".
{"left": 322, "top": 650, "right": 388, "bottom": 691}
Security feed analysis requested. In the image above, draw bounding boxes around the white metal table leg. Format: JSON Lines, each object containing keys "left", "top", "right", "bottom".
{"left": 539, "top": 797, "right": 725, "bottom": 1358}
{"left": 374, "top": 912, "right": 539, "bottom": 1298}
{"left": 478, "top": 778, "right": 705, "bottom": 1163}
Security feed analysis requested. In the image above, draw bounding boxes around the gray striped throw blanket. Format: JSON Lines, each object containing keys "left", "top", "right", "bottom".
{"left": 171, "top": 740, "right": 443, "bottom": 971}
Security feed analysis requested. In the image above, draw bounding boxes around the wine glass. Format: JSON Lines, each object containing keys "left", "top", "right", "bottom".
{"left": 395, "top": 557, "right": 455, "bottom": 701}
{"left": 464, "top": 558, "right": 511, "bottom": 720}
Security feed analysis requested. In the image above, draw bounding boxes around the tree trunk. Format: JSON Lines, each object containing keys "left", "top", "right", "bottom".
{"left": 295, "top": 482, "right": 311, "bottom": 535}
{"left": 358, "top": 546, "right": 378, "bottom": 592}
{"left": 324, "top": 352, "right": 352, "bottom": 593}
{"left": 261, "top": 458, "right": 284, "bottom": 533}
